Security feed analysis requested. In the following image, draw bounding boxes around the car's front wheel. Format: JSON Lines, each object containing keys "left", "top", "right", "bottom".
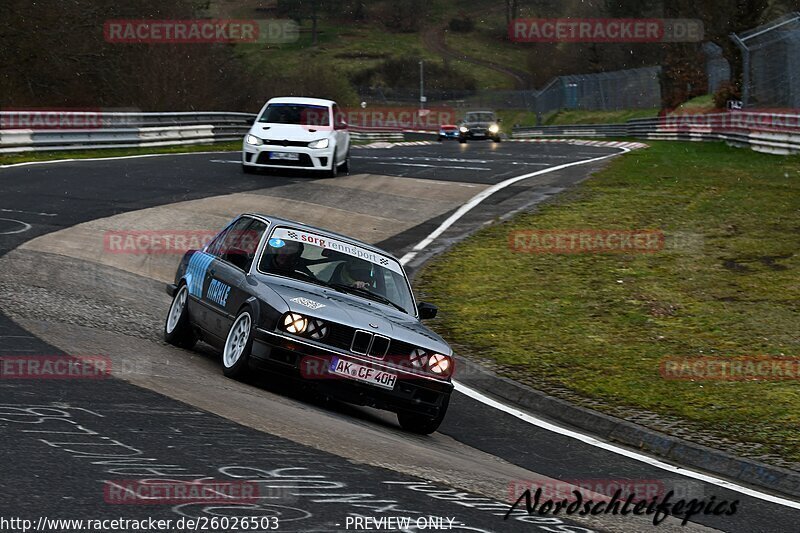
{"left": 340, "top": 148, "right": 350, "bottom": 175}
{"left": 397, "top": 396, "right": 450, "bottom": 435}
{"left": 242, "top": 163, "right": 257, "bottom": 174}
{"left": 222, "top": 308, "right": 254, "bottom": 379}
{"left": 164, "top": 284, "right": 197, "bottom": 349}
{"left": 326, "top": 153, "right": 339, "bottom": 178}
{"left": 458, "top": 137, "right": 467, "bottom": 144}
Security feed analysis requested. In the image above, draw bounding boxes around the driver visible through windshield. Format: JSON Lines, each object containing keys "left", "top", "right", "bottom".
{"left": 258, "top": 227, "right": 414, "bottom": 315}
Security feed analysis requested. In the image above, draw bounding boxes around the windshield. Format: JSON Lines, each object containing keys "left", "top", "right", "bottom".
{"left": 258, "top": 227, "right": 414, "bottom": 315}
{"left": 258, "top": 103, "right": 330, "bottom": 126}
{"left": 465, "top": 113, "right": 495, "bottom": 123}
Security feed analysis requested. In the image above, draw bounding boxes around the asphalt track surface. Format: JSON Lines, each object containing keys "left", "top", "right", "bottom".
{"left": 0, "top": 141, "right": 798, "bottom": 532}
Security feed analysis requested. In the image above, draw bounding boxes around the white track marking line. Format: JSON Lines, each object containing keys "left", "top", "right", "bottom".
{"left": 374, "top": 162, "right": 490, "bottom": 171}
{"left": 0, "top": 208, "right": 57, "bottom": 217}
{"left": 456, "top": 382, "right": 800, "bottom": 510}
{"left": 399, "top": 146, "right": 800, "bottom": 509}
{"left": 0, "top": 151, "right": 234, "bottom": 169}
{"left": 399, "top": 149, "right": 625, "bottom": 264}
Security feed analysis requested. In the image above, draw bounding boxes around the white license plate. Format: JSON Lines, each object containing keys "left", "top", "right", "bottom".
{"left": 269, "top": 151, "right": 300, "bottom": 161}
{"left": 329, "top": 358, "right": 397, "bottom": 390}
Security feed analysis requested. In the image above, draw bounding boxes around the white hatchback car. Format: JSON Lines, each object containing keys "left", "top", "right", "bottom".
{"left": 242, "top": 97, "right": 350, "bottom": 177}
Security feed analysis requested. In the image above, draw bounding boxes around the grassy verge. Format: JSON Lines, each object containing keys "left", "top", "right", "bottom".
{"left": 417, "top": 141, "right": 800, "bottom": 462}
{"left": 0, "top": 142, "right": 242, "bottom": 166}
{"left": 545, "top": 108, "right": 659, "bottom": 125}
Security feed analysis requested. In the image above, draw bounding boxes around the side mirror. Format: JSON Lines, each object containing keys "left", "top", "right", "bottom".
{"left": 417, "top": 302, "right": 438, "bottom": 319}
{"left": 497, "top": 118, "right": 503, "bottom": 123}
{"left": 245, "top": 117, "right": 255, "bottom": 126}
{"left": 334, "top": 121, "right": 348, "bottom": 130}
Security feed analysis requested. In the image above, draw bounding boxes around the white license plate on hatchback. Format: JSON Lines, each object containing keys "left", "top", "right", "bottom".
{"left": 329, "top": 358, "right": 397, "bottom": 390}
{"left": 269, "top": 151, "right": 300, "bottom": 160}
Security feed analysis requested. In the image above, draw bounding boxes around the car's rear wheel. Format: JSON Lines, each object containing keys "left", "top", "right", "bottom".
{"left": 397, "top": 395, "right": 450, "bottom": 435}
{"left": 222, "top": 308, "right": 254, "bottom": 379}
{"left": 164, "top": 284, "right": 197, "bottom": 349}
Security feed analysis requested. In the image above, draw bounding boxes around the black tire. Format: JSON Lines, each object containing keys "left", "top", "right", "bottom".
{"left": 438, "top": 136, "right": 444, "bottom": 142}
{"left": 242, "top": 164, "right": 257, "bottom": 174}
{"left": 340, "top": 148, "right": 350, "bottom": 174}
{"left": 326, "top": 153, "right": 338, "bottom": 178}
{"left": 164, "top": 284, "right": 197, "bottom": 349}
{"left": 397, "top": 395, "right": 450, "bottom": 435}
{"left": 222, "top": 307, "right": 255, "bottom": 380}
{"left": 458, "top": 138, "right": 467, "bottom": 144}
{"left": 492, "top": 136, "right": 502, "bottom": 143}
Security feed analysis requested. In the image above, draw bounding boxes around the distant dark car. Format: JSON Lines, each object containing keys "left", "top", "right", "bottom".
{"left": 458, "top": 111, "right": 502, "bottom": 143}
{"left": 164, "top": 213, "right": 453, "bottom": 434}
{"left": 438, "top": 124, "right": 459, "bottom": 141}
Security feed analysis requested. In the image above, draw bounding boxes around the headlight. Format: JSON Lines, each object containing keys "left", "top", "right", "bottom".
{"left": 282, "top": 313, "right": 308, "bottom": 334}
{"left": 280, "top": 312, "right": 328, "bottom": 339}
{"left": 246, "top": 134, "right": 262, "bottom": 146}
{"left": 459, "top": 126, "right": 469, "bottom": 133}
{"left": 428, "top": 353, "right": 452, "bottom": 376}
{"left": 488, "top": 124, "right": 500, "bottom": 133}
{"left": 308, "top": 138, "right": 330, "bottom": 149}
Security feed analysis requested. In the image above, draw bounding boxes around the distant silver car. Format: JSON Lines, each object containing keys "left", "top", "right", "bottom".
{"left": 242, "top": 97, "right": 351, "bottom": 177}
{"left": 164, "top": 213, "right": 454, "bottom": 434}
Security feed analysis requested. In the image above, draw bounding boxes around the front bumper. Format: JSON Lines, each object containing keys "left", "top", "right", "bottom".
{"left": 251, "top": 328, "right": 453, "bottom": 417}
{"left": 242, "top": 142, "right": 335, "bottom": 170}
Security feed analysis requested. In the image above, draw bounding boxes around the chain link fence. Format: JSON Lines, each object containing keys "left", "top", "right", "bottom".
{"left": 702, "top": 42, "right": 730, "bottom": 94}
{"left": 357, "top": 65, "right": 661, "bottom": 118}
{"left": 732, "top": 13, "right": 800, "bottom": 108}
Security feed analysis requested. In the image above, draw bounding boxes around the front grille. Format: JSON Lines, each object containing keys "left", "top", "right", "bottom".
{"left": 326, "top": 323, "right": 357, "bottom": 350}
{"left": 262, "top": 139, "right": 309, "bottom": 147}
{"left": 369, "top": 335, "right": 390, "bottom": 358}
{"left": 389, "top": 340, "right": 416, "bottom": 358}
{"left": 256, "top": 152, "right": 313, "bottom": 167}
{"left": 351, "top": 330, "right": 372, "bottom": 354}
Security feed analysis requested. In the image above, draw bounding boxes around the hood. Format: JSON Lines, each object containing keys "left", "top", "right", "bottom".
{"left": 251, "top": 123, "right": 333, "bottom": 142}
{"left": 259, "top": 275, "right": 451, "bottom": 354}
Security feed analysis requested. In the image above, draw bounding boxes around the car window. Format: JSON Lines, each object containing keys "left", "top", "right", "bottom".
{"left": 258, "top": 227, "right": 415, "bottom": 315}
{"left": 258, "top": 103, "right": 330, "bottom": 126}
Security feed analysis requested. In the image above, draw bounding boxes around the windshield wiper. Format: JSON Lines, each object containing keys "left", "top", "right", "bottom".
{"left": 329, "top": 283, "right": 407, "bottom": 314}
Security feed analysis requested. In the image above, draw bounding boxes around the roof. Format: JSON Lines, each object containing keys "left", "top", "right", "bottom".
{"left": 243, "top": 213, "right": 401, "bottom": 263}
{"left": 266, "top": 96, "right": 337, "bottom": 107}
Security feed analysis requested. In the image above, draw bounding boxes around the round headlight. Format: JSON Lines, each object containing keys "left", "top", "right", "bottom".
{"left": 409, "top": 348, "right": 429, "bottom": 369}
{"left": 459, "top": 126, "right": 469, "bottom": 133}
{"left": 428, "top": 353, "right": 451, "bottom": 375}
{"left": 283, "top": 313, "right": 308, "bottom": 334}
{"left": 488, "top": 124, "right": 499, "bottom": 133}
{"left": 307, "top": 319, "right": 328, "bottom": 340}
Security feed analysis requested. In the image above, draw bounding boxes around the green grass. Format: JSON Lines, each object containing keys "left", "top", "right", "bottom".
{"left": 674, "top": 94, "right": 716, "bottom": 112}
{"left": 0, "top": 142, "right": 241, "bottom": 166}
{"left": 546, "top": 108, "right": 660, "bottom": 125}
{"left": 417, "top": 141, "right": 800, "bottom": 462}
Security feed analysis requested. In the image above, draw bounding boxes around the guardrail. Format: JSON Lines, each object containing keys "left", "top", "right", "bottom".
{"left": 512, "top": 112, "right": 800, "bottom": 155}
{"left": 0, "top": 111, "right": 412, "bottom": 153}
